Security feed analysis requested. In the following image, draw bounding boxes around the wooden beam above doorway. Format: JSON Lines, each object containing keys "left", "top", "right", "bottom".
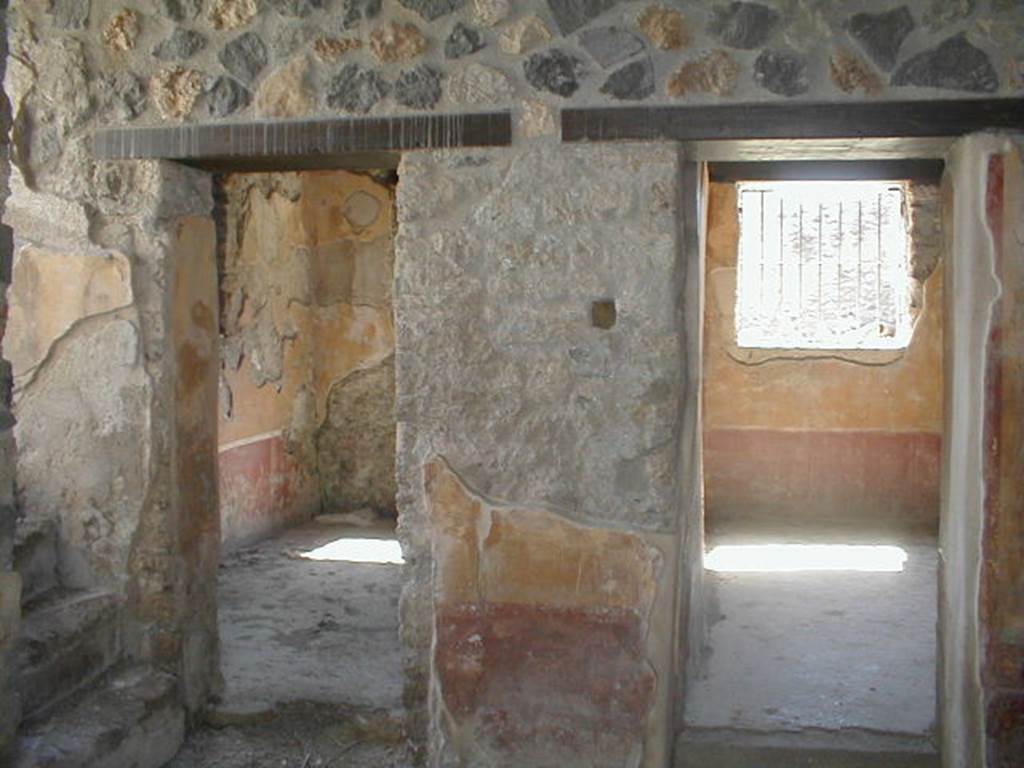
{"left": 93, "top": 111, "right": 512, "bottom": 171}
{"left": 562, "top": 98, "right": 1024, "bottom": 160}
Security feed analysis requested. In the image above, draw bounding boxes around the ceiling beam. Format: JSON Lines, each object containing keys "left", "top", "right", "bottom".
{"left": 709, "top": 159, "right": 945, "bottom": 183}
{"left": 562, "top": 99, "right": 1023, "bottom": 160}
{"left": 93, "top": 111, "right": 512, "bottom": 170}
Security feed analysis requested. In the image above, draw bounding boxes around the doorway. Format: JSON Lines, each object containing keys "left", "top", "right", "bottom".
{"left": 171, "top": 168, "right": 409, "bottom": 766}
{"left": 680, "top": 171, "right": 944, "bottom": 766}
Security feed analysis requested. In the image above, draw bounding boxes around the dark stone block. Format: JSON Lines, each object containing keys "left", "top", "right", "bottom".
{"left": 159, "top": 0, "right": 201, "bottom": 21}
{"left": 219, "top": 32, "right": 268, "bottom": 84}
{"left": 524, "top": 49, "right": 583, "bottom": 98}
{"left": 599, "top": 58, "right": 653, "bottom": 100}
{"left": 548, "top": 0, "right": 621, "bottom": 35}
{"left": 397, "top": 0, "right": 464, "bottom": 21}
{"left": 754, "top": 49, "right": 809, "bottom": 96}
{"left": 273, "top": 0, "right": 326, "bottom": 17}
{"left": 579, "top": 26, "right": 644, "bottom": 69}
{"left": 445, "top": 22, "right": 484, "bottom": 59}
{"left": 892, "top": 33, "right": 999, "bottom": 92}
{"left": 327, "top": 64, "right": 391, "bottom": 113}
{"left": 395, "top": 65, "right": 443, "bottom": 109}
{"left": 98, "top": 71, "right": 147, "bottom": 121}
{"left": 591, "top": 300, "right": 616, "bottom": 329}
{"left": 341, "top": 0, "right": 382, "bottom": 28}
{"left": 0, "top": 226, "right": 13, "bottom": 286}
{"left": 153, "top": 28, "right": 207, "bottom": 60}
{"left": 709, "top": 1, "right": 780, "bottom": 50}
{"left": 0, "top": 361, "right": 11, "bottom": 410}
{"left": 207, "top": 76, "right": 251, "bottom": 117}
{"left": 847, "top": 6, "right": 915, "bottom": 72}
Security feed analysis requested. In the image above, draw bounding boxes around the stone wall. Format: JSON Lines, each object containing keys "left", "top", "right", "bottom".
{"left": 218, "top": 170, "right": 395, "bottom": 546}
{"left": 0, "top": 0, "right": 18, "bottom": 757}
{"left": 6, "top": 0, "right": 1023, "bottom": 141}
{"left": 703, "top": 180, "right": 944, "bottom": 529}
{"left": 395, "top": 142, "right": 696, "bottom": 767}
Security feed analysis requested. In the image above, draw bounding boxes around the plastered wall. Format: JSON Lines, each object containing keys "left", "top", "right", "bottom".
{"left": 218, "top": 170, "right": 395, "bottom": 546}
{"left": 703, "top": 181, "right": 943, "bottom": 529}
{"left": 395, "top": 143, "right": 699, "bottom": 768}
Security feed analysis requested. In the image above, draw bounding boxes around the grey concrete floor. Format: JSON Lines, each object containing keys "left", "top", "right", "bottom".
{"left": 686, "top": 525, "right": 938, "bottom": 737}
{"left": 215, "top": 520, "right": 404, "bottom": 715}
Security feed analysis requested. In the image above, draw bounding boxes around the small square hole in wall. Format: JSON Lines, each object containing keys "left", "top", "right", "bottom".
{"left": 592, "top": 300, "right": 617, "bottom": 329}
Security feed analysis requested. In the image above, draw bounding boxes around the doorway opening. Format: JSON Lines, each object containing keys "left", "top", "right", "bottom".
{"left": 173, "top": 168, "right": 407, "bottom": 766}
{"left": 682, "top": 170, "right": 943, "bottom": 765}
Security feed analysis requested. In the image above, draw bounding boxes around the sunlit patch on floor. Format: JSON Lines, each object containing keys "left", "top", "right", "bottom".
{"left": 705, "top": 544, "right": 907, "bottom": 573}
{"left": 299, "top": 537, "right": 405, "bottom": 564}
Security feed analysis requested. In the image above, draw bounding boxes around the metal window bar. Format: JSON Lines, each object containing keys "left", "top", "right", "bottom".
{"left": 736, "top": 182, "right": 909, "bottom": 350}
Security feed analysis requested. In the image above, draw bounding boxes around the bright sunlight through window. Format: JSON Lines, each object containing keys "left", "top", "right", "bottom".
{"left": 299, "top": 537, "right": 405, "bottom": 564}
{"left": 705, "top": 544, "right": 908, "bottom": 573}
{"left": 736, "top": 181, "right": 911, "bottom": 350}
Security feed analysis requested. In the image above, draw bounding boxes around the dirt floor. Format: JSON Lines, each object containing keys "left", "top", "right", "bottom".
{"left": 688, "top": 523, "right": 937, "bottom": 737}
{"left": 167, "top": 702, "right": 415, "bottom": 768}
{"left": 167, "top": 518, "right": 411, "bottom": 767}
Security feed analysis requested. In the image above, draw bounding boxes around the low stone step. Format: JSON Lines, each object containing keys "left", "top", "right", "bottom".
{"left": 17, "top": 589, "right": 122, "bottom": 721}
{"left": 16, "top": 663, "right": 185, "bottom": 768}
{"left": 675, "top": 727, "right": 940, "bottom": 768}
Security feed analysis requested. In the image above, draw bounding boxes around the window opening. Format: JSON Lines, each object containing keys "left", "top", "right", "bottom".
{"left": 735, "top": 180, "right": 911, "bottom": 350}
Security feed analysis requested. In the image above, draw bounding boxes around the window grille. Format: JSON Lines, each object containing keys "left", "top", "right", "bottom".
{"left": 735, "top": 181, "right": 912, "bottom": 350}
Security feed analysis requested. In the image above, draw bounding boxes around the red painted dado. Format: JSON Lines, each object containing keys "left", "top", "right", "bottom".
{"left": 218, "top": 434, "right": 315, "bottom": 546}
{"left": 704, "top": 428, "right": 941, "bottom": 527}
{"left": 435, "top": 601, "right": 655, "bottom": 766}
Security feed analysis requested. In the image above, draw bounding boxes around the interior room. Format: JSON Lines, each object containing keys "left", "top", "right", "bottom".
{"left": 681, "top": 171, "right": 943, "bottom": 766}
{"left": 0, "top": 2, "right": 1021, "bottom": 768}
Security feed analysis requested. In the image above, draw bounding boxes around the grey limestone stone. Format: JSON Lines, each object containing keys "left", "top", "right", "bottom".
{"left": 923, "top": 0, "right": 977, "bottom": 31}
{"left": 219, "top": 32, "right": 269, "bottom": 84}
{"left": 153, "top": 29, "right": 207, "bottom": 60}
{"left": 48, "top": 0, "right": 90, "bottom": 29}
{"left": 397, "top": 0, "right": 465, "bottom": 21}
{"left": 207, "top": 76, "right": 251, "bottom": 117}
{"left": 754, "top": 48, "right": 809, "bottom": 96}
{"left": 847, "top": 6, "right": 915, "bottom": 72}
{"left": 273, "top": 0, "right": 326, "bottom": 17}
{"left": 395, "top": 65, "right": 444, "bottom": 109}
{"left": 341, "top": 0, "right": 382, "bottom": 28}
{"left": 524, "top": 48, "right": 583, "bottom": 97}
{"left": 599, "top": 57, "right": 653, "bottom": 100}
{"left": 547, "top": 0, "right": 621, "bottom": 36}
{"left": 579, "top": 26, "right": 644, "bottom": 69}
{"left": 892, "top": 33, "right": 998, "bottom": 92}
{"left": 709, "top": 2, "right": 780, "bottom": 50}
{"left": 327, "top": 64, "right": 391, "bottom": 113}
{"left": 158, "top": 0, "right": 202, "bottom": 21}
{"left": 99, "top": 72, "right": 148, "bottom": 120}
{"left": 445, "top": 22, "right": 484, "bottom": 59}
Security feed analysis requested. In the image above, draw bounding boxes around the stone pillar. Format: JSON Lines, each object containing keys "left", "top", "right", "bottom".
{"left": 123, "top": 161, "right": 221, "bottom": 713}
{"left": 940, "top": 133, "right": 1024, "bottom": 768}
{"left": 0, "top": 0, "right": 21, "bottom": 757}
{"left": 395, "top": 143, "right": 690, "bottom": 767}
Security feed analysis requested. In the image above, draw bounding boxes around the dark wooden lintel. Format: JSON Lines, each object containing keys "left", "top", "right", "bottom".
{"left": 94, "top": 112, "right": 512, "bottom": 169}
{"left": 709, "top": 159, "right": 945, "bottom": 183}
{"left": 562, "top": 99, "right": 1024, "bottom": 149}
